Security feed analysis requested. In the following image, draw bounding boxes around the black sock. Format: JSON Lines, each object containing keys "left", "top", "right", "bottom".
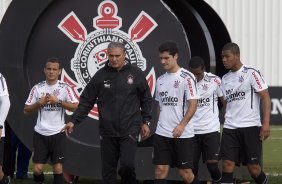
{"left": 154, "top": 179, "right": 167, "bottom": 184}
{"left": 53, "top": 173, "right": 64, "bottom": 184}
{"left": 221, "top": 172, "right": 234, "bottom": 183}
{"left": 33, "top": 173, "right": 44, "bottom": 183}
{"left": 207, "top": 163, "right": 221, "bottom": 182}
{"left": 252, "top": 171, "right": 268, "bottom": 184}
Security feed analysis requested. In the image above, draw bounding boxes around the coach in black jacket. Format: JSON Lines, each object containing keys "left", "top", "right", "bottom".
{"left": 63, "top": 41, "right": 152, "bottom": 184}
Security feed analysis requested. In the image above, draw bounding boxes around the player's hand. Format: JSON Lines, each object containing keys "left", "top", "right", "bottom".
{"left": 47, "top": 94, "right": 59, "bottom": 104}
{"left": 172, "top": 123, "right": 185, "bottom": 138}
{"left": 38, "top": 94, "right": 48, "bottom": 106}
{"left": 62, "top": 122, "right": 75, "bottom": 135}
{"left": 260, "top": 122, "right": 270, "bottom": 141}
{"left": 141, "top": 124, "right": 150, "bottom": 140}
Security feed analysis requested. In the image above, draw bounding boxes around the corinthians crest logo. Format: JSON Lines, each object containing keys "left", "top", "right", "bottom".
{"left": 58, "top": 0, "right": 157, "bottom": 119}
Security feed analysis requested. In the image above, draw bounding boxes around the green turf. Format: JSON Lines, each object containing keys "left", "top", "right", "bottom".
{"left": 11, "top": 125, "right": 282, "bottom": 184}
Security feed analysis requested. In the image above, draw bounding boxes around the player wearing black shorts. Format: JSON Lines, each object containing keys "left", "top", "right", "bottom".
{"left": 154, "top": 41, "right": 199, "bottom": 184}
{"left": 189, "top": 56, "right": 224, "bottom": 183}
{"left": 24, "top": 58, "right": 78, "bottom": 184}
{"left": 220, "top": 43, "right": 270, "bottom": 184}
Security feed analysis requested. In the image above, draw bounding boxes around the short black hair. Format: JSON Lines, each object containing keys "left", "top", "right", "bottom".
{"left": 158, "top": 40, "right": 179, "bottom": 57}
{"left": 222, "top": 42, "right": 240, "bottom": 54}
{"left": 46, "top": 57, "right": 61, "bottom": 68}
{"left": 189, "top": 56, "right": 205, "bottom": 69}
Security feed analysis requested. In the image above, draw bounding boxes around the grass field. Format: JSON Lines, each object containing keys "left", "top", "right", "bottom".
{"left": 10, "top": 125, "right": 282, "bottom": 184}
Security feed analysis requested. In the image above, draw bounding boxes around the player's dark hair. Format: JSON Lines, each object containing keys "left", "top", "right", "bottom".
{"left": 46, "top": 57, "right": 61, "bottom": 68}
{"left": 189, "top": 56, "right": 205, "bottom": 70}
{"left": 158, "top": 40, "right": 179, "bottom": 57}
{"left": 222, "top": 42, "right": 240, "bottom": 54}
{"left": 107, "top": 41, "right": 126, "bottom": 53}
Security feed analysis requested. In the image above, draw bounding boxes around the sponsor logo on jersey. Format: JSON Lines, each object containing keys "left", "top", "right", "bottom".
{"left": 27, "top": 87, "right": 36, "bottom": 103}
{"left": 58, "top": 0, "right": 157, "bottom": 119}
{"left": 252, "top": 71, "right": 262, "bottom": 89}
{"left": 187, "top": 78, "right": 195, "bottom": 97}
{"left": 225, "top": 90, "right": 246, "bottom": 103}
{"left": 159, "top": 91, "right": 179, "bottom": 106}
{"left": 214, "top": 77, "right": 221, "bottom": 86}
{"left": 197, "top": 97, "right": 210, "bottom": 107}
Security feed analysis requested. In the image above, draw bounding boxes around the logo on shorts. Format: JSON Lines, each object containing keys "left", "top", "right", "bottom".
{"left": 58, "top": 0, "right": 157, "bottom": 119}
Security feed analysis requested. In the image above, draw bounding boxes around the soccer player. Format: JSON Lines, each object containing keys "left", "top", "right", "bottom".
{"left": 24, "top": 58, "right": 78, "bottom": 184}
{"left": 62, "top": 42, "right": 152, "bottom": 184}
{"left": 189, "top": 56, "right": 224, "bottom": 184}
{"left": 220, "top": 42, "right": 270, "bottom": 184}
{"left": 0, "top": 73, "right": 11, "bottom": 184}
{"left": 154, "top": 41, "right": 199, "bottom": 184}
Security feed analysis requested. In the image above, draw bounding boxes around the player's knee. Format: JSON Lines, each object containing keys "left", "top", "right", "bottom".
{"left": 222, "top": 160, "right": 235, "bottom": 172}
{"left": 178, "top": 169, "right": 194, "bottom": 183}
{"left": 247, "top": 164, "right": 261, "bottom": 178}
{"left": 155, "top": 165, "right": 169, "bottom": 179}
{"left": 53, "top": 163, "right": 63, "bottom": 174}
{"left": 33, "top": 164, "right": 44, "bottom": 174}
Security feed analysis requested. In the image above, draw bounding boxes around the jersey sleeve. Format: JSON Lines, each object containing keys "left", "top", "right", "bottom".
{"left": 155, "top": 81, "right": 160, "bottom": 102}
{"left": 64, "top": 85, "right": 79, "bottom": 103}
{"left": 25, "top": 86, "right": 39, "bottom": 105}
{"left": 250, "top": 70, "right": 268, "bottom": 92}
{"left": 185, "top": 76, "right": 198, "bottom": 100}
{"left": 0, "top": 74, "right": 9, "bottom": 97}
{"left": 214, "top": 77, "right": 224, "bottom": 97}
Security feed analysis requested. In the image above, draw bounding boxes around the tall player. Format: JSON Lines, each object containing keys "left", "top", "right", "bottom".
{"left": 0, "top": 73, "right": 11, "bottom": 184}
{"left": 24, "top": 58, "right": 78, "bottom": 184}
{"left": 154, "top": 41, "right": 199, "bottom": 184}
{"left": 220, "top": 43, "right": 270, "bottom": 184}
{"left": 189, "top": 56, "right": 224, "bottom": 184}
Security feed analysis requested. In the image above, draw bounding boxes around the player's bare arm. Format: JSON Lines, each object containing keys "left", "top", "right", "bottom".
{"left": 258, "top": 89, "right": 271, "bottom": 140}
{"left": 172, "top": 99, "right": 197, "bottom": 138}
{"left": 219, "top": 96, "right": 226, "bottom": 115}
{"left": 23, "top": 94, "right": 48, "bottom": 114}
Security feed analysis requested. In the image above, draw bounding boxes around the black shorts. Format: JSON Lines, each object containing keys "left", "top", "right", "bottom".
{"left": 194, "top": 131, "right": 220, "bottom": 162}
{"left": 0, "top": 138, "right": 4, "bottom": 165}
{"left": 33, "top": 131, "right": 66, "bottom": 164}
{"left": 153, "top": 134, "right": 194, "bottom": 169}
{"left": 220, "top": 126, "right": 262, "bottom": 166}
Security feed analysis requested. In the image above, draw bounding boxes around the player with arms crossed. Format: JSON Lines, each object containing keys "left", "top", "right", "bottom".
{"left": 154, "top": 41, "right": 199, "bottom": 184}
{"left": 220, "top": 43, "right": 270, "bottom": 184}
{"left": 24, "top": 58, "right": 78, "bottom": 184}
{"left": 189, "top": 56, "right": 224, "bottom": 184}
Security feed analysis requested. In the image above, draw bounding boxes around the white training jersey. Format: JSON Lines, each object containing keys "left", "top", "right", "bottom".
{"left": 25, "top": 80, "right": 78, "bottom": 136}
{"left": 221, "top": 65, "right": 268, "bottom": 129}
{"left": 0, "top": 73, "right": 9, "bottom": 137}
{"left": 191, "top": 72, "right": 223, "bottom": 134}
{"left": 155, "top": 68, "right": 198, "bottom": 138}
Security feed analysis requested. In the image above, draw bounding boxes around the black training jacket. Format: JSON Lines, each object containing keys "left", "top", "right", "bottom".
{"left": 71, "top": 61, "right": 152, "bottom": 137}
